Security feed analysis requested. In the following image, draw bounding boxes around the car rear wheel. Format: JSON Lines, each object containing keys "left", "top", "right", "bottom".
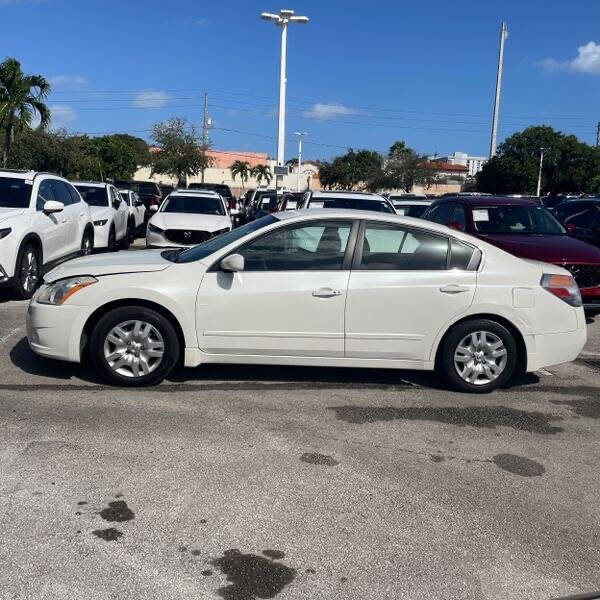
{"left": 14, "top": 243, "right": 41, "bottom": 300}
{"left": 107, "top": 226, "right": 117, "bottom": 252}
{"left": 440, "top": 319, "right": 517, "bottom": 393}
{"left": 81, "top": 230, "right": 93, "bottom": 256}
{"left": 90, "top": 306, "right": 180, "bottom": 386}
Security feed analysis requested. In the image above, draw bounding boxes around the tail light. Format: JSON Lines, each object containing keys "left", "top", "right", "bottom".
{"left": 565, "top": 223, "right": 576, "bottom": 233}
{"left": 148, "top": 195, "right": 160, "bottom": 206}
{"left": 541, "top": 274, "right": 582, "bottom": 307}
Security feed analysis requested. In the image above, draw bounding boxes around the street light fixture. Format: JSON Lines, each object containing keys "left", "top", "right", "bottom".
{"left": 294, "top": 131, "right": 307, "bottom": 191}
{"left": 260, "top": 8, "right": 309, "bottom": 194}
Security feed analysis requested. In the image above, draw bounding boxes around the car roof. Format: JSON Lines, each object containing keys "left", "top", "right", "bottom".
{"left": 170, "top": 190, "right": 221, "bottom": 198}
{"left": 435, "top": 195, "right": 541, "bottom": 207}
{"left": 311, "top": 190, "right": 387, "bottom": 201}
{"left": 73, "top": 181, "right": 110, "bottom": 188}
{"left": 391, "top": 199, "right": 432, "bottom": 205}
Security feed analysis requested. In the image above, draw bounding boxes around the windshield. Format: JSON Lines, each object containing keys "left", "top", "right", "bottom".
{"left": 171, "top": 215, "right": 278, "bottom": 263}
{"left": 313, "top": 197, "right": 395, "bottom": 213}
{"left": 75, "top": 185, "right": 109, "bottom": 207}
{"left": 0, "top": 177, "right": 32, "bottom": 208}
{"left": 473, "top": 205, "right": 566, "bottom": 235}
{"left": 189, "top": 183, "right": 232, "bottom": 198}
{"left": 161, "top": 195, "right": 225, "bottom": 215}
{"left": 395, "top": 204, "right": 429, "bottom": 218}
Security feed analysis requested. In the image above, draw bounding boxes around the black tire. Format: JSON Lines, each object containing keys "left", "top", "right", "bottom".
{"left": 107, "top": 226, "right": 117, "bottom": 252}
{"left": 119, "top": 224, "right": 130, "bottom": 249}
{"left": 127, "top": 218, "right": 135, "bottom": 243}
{"left": 81, "top": 229, "right": 94, "bottom": 256}
{"left": 14, "top": 243, "right": 41, "bottom": 300}
{"left": 439, "top": 318, "right": 518, "bottom": 393}
{"left": 89, "top": 305, "right": 180, "bottom": 387}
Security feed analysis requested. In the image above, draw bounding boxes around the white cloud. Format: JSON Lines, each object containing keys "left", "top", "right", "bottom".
{"left": 189, "top": 17, "right": 209, "bottom": 25}
{"left": 302, "top": 102, "right": 361, "bottom": 120}
{"left": 49, "top": 75, "right": 88, "bottom": 87}
{"left": 536, "top": 41, "right": 600, "bottom": 75}
{"left": 133, "top": 90, "right": 171, "bottom": 109}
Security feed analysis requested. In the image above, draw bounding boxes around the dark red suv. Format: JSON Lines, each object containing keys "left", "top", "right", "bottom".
{"left": 423, "top": 195, "right": 600, "bottom": 310}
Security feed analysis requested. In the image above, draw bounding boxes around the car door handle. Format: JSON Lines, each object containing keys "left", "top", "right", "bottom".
{"left": 312, "top": 287, "right": 343, "bottom": 298}
{"left": 440, "top": 284, "right": 470, "bottom": 294}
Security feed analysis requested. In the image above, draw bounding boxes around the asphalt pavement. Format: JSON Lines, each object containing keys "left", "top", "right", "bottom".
{"left": 1, "top": 260, "right": 599, "bottom": 600}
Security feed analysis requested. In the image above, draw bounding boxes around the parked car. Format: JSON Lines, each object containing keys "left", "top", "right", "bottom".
{"left": 0, "top": 170, "right": 94, "bottom": 299}
{"left": 278, "top": 192, "right": 305, "bottom": 212}
{"left": 389, "top": 197, "right": 432, "bottom": 218}
{"left": 247, "top": 189, "right": 279, "bottom": 221}
{"left": 422, "top": 195, "right": 600, "bottom": 310}
{"left": 127, "top": 181, "right": 163, "bottom": 213}
{"left": 540, "top": 194, "right": 580, "bottom": 211}
{"left": 554, "top": 198, "right": 600, "bottom": 248}
{"left": 299, "top": 190, "right": 395, "bottom": 213}
{"left": 74, "top": 182, "right": 129, "bottom": 251}
{"left": 159, "top": 184, "right": 175, "bottom": 199}
{"left": 146, "top": 190, "right": 232, "bottom": 248}
{"left": 119, "top": 189, "right": 145, "bottom": 240}
{"left": 27, "top": 209, "right": 586, "bottom": 391}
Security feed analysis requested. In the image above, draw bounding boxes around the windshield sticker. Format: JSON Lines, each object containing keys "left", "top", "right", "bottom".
{"left": 310, "top": 202, "right": 324, "bottom": 208}
{"left": 473, "top": 209, "right": 489, "bottom": 222}
{"left": 396, "top": 208, "right": 406, "bottom": 215}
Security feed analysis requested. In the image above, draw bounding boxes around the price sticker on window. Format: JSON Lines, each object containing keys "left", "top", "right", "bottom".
{"left": 396, "top": 208, "right": 406, "bottom": 215}
{"left": 473, "top": 209, "right": 489, "bottom": 222}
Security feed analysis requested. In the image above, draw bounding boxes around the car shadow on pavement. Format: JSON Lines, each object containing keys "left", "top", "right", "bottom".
{"left": 0, "top": 290, "right": 16, "bottom": 304}
{"left": 9, "top": 337, "right": 103, "bottom": 384}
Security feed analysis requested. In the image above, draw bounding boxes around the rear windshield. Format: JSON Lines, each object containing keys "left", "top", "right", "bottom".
{"left": 394, "top": 204, "right": 429, "bottom": 218}
{"left": 472, "top": 205, "right": 565, "bottom": 235}
{"left": 75, "top": 185, "right": 109, "bottom": 207}
{"left": 312, "top": 197, "right": 394, "bottom": 213}
{"left": 161, "top": 195, "right": 225, "bottom": 215}
{"left": 189, "top": 183, "right": 232, "bottom": 197}
{"left": 137, "top": 183, "right": 160, "bottom": 195}
{"left": 0, "top": 177, "right": 32, "bottom": 208}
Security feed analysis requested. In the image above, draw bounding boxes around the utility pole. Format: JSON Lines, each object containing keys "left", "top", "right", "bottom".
{"left": 200, "top": 91, "right": 209, "bottom": 183}
{"left": 261, "top": 9, "right": 309, "bottom": 194}
{"left": 596, "top": 121, "right": 600, "bottom": 147}
{"left": 294, "top": 131, "right": 306, "bottom": 191}
{"left": 536, "top": 147, "right": 546, "bottom": 197}
{"left": 489, "top": 22, "right": 508, "bottom": 159}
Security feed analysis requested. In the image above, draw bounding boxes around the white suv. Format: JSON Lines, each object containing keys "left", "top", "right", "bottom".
{"left": 0, "top": 170, "right": 94, "bottom": 299}
{"left": 299, "top": 190, "right": 396, "bottom": 213}
{"left": 74, "top": 182, "right": 129, "bottom": 251}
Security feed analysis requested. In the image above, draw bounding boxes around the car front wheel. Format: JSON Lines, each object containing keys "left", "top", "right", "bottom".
{"left": 440, "top": 319, "right": 517, "bottom": 393}
{"left": 90, "top": 306, "right": 180, "bottom": 386}
{"left": 14, "top": 243, "right": 41, "bottom": 300}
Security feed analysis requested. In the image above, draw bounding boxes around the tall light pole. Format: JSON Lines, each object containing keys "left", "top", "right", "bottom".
{"left": 260, "top": 9, "right": 309, "bottom": 194}
{"left": 536, "top": 147, "right": 546, "bottom": 197}
{"left": 294, "top": 131, "right": 307, "bottom": 191}
{"left": 489, "top": 22, "right": 508, "bottom": 159}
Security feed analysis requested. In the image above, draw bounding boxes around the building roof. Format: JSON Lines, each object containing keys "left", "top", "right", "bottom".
{"left": 427, "top": 161, "right": 469, "bottom": 172}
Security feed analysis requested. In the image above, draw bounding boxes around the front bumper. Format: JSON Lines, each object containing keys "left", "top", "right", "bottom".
{"left": 26, "top": 300, "right": 92, "bottom": 363}
{"left": 145, "top": 229, "right": 188, "bottom": 249}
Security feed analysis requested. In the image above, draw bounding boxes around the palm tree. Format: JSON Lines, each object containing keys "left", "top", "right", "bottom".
{"left": 0, "top": 57, "right": 51, "bottom": 167}
{"left": 229, "top": 160, "right": 251, "bottom": 192}
{"left": 251, "top": 163, "right": 272, "bottom": 187}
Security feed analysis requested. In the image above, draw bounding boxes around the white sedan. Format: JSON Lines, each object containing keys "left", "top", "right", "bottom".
{"left": 146, "top": 190, "right": 232, "bottom": 248}
{"left": 26, "top": 209, "right": 586, "bottom": 392}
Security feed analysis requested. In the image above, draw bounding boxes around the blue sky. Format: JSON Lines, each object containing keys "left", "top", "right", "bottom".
{"left": 2, "top": 0, "right": 600, "bottom": 161}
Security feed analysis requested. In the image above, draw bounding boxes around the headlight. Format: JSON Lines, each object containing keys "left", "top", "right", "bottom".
{"left": 148, "top": 223, "right": 164, "bottom": 234}
{"left": 93, "top": 219, "right": 108, "bottom": 226}
{"left": 37, "top": 276, "right": 98, "bottom": 305}
{"left": 0, "top": 227, "right": 11, "bottom": 239}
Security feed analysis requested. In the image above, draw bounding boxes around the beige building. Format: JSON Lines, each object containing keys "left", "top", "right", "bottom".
{"left": 134, "top": 149, "right": 320, "bottom": 197}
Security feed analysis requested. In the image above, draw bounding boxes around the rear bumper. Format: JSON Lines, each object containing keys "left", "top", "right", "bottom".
{"left": 525, "top": 325, "right": 587, "bottom": 372}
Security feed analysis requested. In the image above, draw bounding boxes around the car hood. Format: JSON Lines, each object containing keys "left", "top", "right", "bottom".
{"left": 479, "top": 233, "right": 600, "bottom": 264}
{"left": 151, "top": 213, "right": 230, "bottom": 231}
{"left": 0, "top": 208, "right": 25, "bottom": 225}
{"left": 44, "top": 249, "right": 171, "bottom": 283}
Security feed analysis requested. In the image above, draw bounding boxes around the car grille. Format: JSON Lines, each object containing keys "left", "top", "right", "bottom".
{"left": 164, "top": 229, "right": 211, "bottom": 245}
{"left": 561, "top": 264, "right": 600, "bottom": 289}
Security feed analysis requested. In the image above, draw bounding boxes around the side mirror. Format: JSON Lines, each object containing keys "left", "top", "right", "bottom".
{"left": 220, "top": 253, "right": 244, "bottom": 272}
{"left": 149, "top": 205, "right": 159, "bottom": 212}
{"left": 43, "top": 200, "right": 64, "bottom": 214}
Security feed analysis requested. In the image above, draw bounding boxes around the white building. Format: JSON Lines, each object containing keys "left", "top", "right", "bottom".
{"left": 439, "top": 152, "right": 487, "bottom": 177}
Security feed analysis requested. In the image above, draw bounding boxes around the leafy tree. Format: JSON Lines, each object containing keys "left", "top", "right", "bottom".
{"left": 0, "top": 57, "right": 51, "bottom": 167}
{"left": 376, "top": 141, "right": 438, "bottom": 193}
{"left": 477, "top": 126, "right": 600, "bottom": 194}
{"left": 318, "top": 149, "right": 383, "bottom": 190}
{"left": 285, "top": 157, "right": 298, "bottom": 166}
{"left": 95, "top": 134, "right": 149, "bottom": 180}
{"left": 251, "top": 163, "right": 272, "bottom": 186}
{"left": 230, "top": 160, "right": 251, "bottom": 191}
{"left": 150, "top": 117, "right": 208, "bottom": 187}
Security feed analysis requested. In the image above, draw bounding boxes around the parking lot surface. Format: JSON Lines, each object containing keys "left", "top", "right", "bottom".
{"left": 1, "top": 271, "right": 599, "bottom": 600}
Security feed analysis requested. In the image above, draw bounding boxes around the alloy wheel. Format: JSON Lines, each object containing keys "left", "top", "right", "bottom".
{"left": 103, "top": 320, "right": 165, "bottom": 378}
{"left": 82, "top": 235, "right": 92, "bottom": 255}
{"left": 20, "top": 249, "right": 39, "bottom": 293}
{"left": 453, "top": 330, "right": 508, "bottom": 385}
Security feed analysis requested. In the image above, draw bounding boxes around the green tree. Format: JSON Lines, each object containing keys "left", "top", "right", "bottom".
{"left": 0, "top": 57, "right": 51, "bottom": 167}
{"left": 477, "top": 126, "right": 600, "bottom": 194}
{"left": 378, "top": 141, "right": 438, "bottom": 193}
{"left": 318, "top": 149, "right": 383, "bottom": 190}
{"left": 150, "top": 117, "right": 208, "bottom": 187}
{"left": 95, "top": 134, "right": 149, "bottom": 180}
{"left": 251, "top": 163, "right": 272, "bottom": 186}
{"left": 230, "top": 160, "right": 251, "bottom": 191}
